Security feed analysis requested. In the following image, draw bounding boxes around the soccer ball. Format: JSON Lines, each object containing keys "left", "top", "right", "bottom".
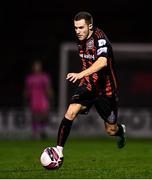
{"left": 40, "top": 147, "right": 63, "bottom": 170}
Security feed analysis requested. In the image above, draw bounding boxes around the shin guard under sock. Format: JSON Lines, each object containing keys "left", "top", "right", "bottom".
{"left": 57, "top": 117, "right": 73, "bottom": 147}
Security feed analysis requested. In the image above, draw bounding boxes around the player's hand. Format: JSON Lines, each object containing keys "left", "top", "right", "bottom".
{"left": 66, "top": 73, "right": 83, "bottom": 83}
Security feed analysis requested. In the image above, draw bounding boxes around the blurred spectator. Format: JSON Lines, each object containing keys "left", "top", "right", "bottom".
{"left": 24, "top": 60, "right": 54, "bottom": 139}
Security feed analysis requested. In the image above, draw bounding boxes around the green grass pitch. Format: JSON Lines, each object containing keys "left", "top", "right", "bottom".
{"left": 0, "top": 137, "right": 152, "bottom": 178}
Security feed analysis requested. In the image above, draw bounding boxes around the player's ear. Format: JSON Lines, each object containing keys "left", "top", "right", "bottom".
{"left": 89, "top": 24, "right": 93, "bottom": 30}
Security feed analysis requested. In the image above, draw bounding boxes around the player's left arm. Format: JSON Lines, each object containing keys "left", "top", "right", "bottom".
{"left": 66, "top": 57, "right": 107, "bottom": 83}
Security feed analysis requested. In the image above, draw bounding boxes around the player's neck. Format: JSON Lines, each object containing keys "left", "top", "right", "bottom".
{"left": 87, "top": 30, "right": 93, "bottom": 40}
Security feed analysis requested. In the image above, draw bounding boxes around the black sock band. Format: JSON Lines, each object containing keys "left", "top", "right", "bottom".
{"left": 115, "top": 124, "right": 123, "bottom": 136}
{"left": 57, "top": 117, "right": 73, "bottom": 147}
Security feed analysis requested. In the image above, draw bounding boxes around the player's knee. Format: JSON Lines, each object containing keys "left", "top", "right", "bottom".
{"left": 65, "top": 104, "right": 82, "bottom": 120}
{"left": 65, "top": 111, "right": 77, "bottom": 120}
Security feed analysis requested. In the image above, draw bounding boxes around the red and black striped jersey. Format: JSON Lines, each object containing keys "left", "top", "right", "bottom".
{"left": 77, "top": 27, "right": 119, "bottom": 97}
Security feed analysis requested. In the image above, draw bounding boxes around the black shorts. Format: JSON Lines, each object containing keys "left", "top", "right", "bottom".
{"left": 70, "top": 86, "right": 118, "bottom": 124}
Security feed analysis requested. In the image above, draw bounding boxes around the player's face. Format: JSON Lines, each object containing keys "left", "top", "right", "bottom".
{"left": 74, "top": 19, "right": 91, "bottom": 41}
{"left": 32, "top": 62, "right": 42, "bottom": 73}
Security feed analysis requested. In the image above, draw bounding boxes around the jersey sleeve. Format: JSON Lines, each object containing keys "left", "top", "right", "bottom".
{"left": 95, "top": 36, "right": 109, "bottom": 59}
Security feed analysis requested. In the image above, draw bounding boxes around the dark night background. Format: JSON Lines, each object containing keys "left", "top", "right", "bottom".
{"left": 1, "top": 0, "right": 152, "bottom": 109}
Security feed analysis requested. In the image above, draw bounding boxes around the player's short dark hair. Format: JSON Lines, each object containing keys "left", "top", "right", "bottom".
{"left": 74, "top": 11, "right": 93, "bottom": 25}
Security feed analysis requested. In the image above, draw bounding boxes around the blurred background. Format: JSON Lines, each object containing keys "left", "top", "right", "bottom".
{"left": 0, "top": 0, "right": 152, "bottom": 139}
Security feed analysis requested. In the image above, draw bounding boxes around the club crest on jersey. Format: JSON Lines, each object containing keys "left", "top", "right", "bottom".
{"left": 86, "top": 39, "right": 94, "bottom": 49}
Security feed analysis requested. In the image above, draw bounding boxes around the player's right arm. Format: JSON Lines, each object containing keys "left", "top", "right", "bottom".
{"left": 67, "top": 36, "right": 109, "bottom": 83}
{"left": 66, "top": 57, "right": 107, "bottom": 83}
